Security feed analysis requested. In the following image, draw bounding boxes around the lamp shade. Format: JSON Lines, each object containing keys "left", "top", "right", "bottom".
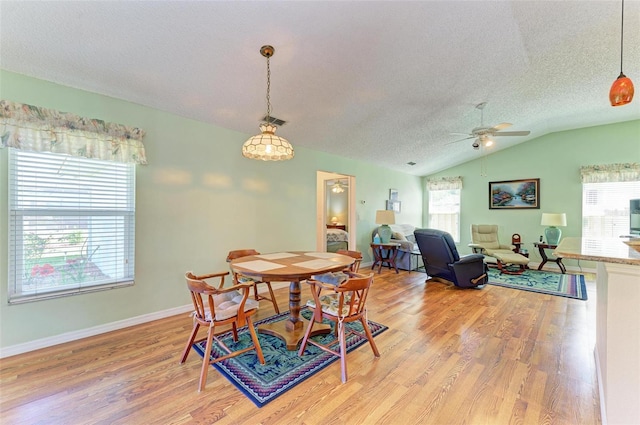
{"left": 609, "top": 74, "right": 635, "bottom": 106}
{"left": 375, "top": 210, "right": 395, "bottom": 225}
{"left": 242, "top": 124, "right": 294, "bottom": 161}
{"left": 331, "top": 216, "right": 338, "bottom": 224}
{"left": 541, "top": 213, "right": 567, "bottom": 227}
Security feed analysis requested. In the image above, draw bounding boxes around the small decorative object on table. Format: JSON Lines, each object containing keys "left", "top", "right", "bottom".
{"left": 511, "top": 233, "right": 522, "bottom": 253}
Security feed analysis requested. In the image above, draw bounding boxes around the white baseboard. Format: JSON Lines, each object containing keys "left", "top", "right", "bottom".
{"left": 594, "top": 347, "right": 607, "bottom": 425}
{"left": 0, "top": 304, "right": 194, "bottom": 359}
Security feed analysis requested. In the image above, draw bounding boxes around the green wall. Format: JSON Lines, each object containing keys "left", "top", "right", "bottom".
{"left": 0, "top": 70, "right": 423, "bottom": 350}
{"left": 425, "top": 119, "right": 640, "bottom": 269}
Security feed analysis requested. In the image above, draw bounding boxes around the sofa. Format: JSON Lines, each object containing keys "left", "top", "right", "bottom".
{"left": 371, "top": 224, "right": 423, "bottom": 271}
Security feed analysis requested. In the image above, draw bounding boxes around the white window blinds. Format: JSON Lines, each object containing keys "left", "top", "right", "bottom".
{"left": 8, "top": 150, "right": 136, "bottom": 303}
{"left": 427, "top": 177, "right": 462, "bottom": 242}
{"left": 582, "top": 181, "right": 640, "bottom": 238}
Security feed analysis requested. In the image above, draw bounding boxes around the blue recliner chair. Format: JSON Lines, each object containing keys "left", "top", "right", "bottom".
{"left": 414, "top": 228, "right": 488, "bottom": 288}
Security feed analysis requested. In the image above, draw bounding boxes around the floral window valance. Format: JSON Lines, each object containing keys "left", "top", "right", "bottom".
{"left": 580, "top": 163, "right": 640, "bottom": 183}
{"left": 0, "top": 100, "right": 147, "bottom": 164}
{"left": 427, "top": 176, "right": 463, "bottom": 191}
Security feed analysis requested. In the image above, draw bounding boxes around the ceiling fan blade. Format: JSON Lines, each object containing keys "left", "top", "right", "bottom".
{"left": 492, "top": 123, "right": 512, "bottom": 131}
{"left": 449, "top": 132, "right": 472, "bottom": 136}
{"left": 446, "top": 136, "right": 474, "bottom": 145}
{"left": 494, "top": 130, "right": 531, "bottom": 137}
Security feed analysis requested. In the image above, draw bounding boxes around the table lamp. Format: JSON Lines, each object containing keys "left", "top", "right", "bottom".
{"left": 331, "top": 216, "right": 338, "bottom": 224}
{"left": 375, "top": 210, "right": 395, "bottom": 243}
{"left": 541, "top": 213, "right": 566, "bottom": 245}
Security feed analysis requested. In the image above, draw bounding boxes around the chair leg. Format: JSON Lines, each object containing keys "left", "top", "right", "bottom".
{"left": 253, "top": 283, "right": 260, "bottom": 302}
{"left": 338, "top": 321, "right": 348, "bottom": 383}
{"left": 360, "top": 317, "right": 380, "bottom": 357}
{"left": 180, "top": 322, "right": 200, "bottom": 364}
{"left": 231, "top": 322, "right": 238, "bottom": 341}
{"left": 297, "top": 312, "right": 317, "bottom": 356}
{"left": 265, "top": 282, "right": 280, "bottom": 314}
{"left": 246, "top": 316, "right": 265, "bottom": 364}
{"left": 199, "top": 326, "right": 215, "bottom": 392}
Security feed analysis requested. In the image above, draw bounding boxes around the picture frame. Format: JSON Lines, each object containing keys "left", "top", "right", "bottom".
{"left": 389, "top": 189, "right": 399, "bottom": 201}
{"left": 386, "top": 200, "right": 401, "bottom": 213}
{"left": 489, "top": 178, "right": 540, "bottom": 209}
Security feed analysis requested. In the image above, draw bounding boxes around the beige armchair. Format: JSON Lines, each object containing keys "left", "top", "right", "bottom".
{"left": 469, "top": 224, "right": 514, "bottom": 257}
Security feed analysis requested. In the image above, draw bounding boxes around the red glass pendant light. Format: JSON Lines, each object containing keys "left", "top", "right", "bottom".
{"left": 609, "top": 0, "right": 634, "bottom": 106}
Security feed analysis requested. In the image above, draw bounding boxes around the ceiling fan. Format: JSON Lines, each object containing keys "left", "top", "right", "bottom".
{"left": 449, "top": 102, "right": 531, "bottom": 150}
{"left": 329, "top": 179, "right": 348, "bottom": 193}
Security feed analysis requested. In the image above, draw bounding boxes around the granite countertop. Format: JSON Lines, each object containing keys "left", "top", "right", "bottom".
{"left": 555, "top": 237, "right": 640, "bottom": 266}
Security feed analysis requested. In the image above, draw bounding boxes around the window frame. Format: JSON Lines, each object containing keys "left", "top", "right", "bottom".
{"left": 581, "top": 180, "right": 640, "bottom": 239}
{"left": 428, "top": 188, "right": 461, "bottom": 242}
{"left": 8, "top": 149, "right": 136, "bottom": 304}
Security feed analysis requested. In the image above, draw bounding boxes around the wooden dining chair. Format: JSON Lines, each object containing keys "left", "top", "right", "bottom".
{"left": 298, "top": 271, "right": 380, "bottom": 383}
{"left": 226, "top": 249, "right": 280, "bottom": 314}
{"left": 336, "top": 249, "right": 363, "bottom": 272}
{"left": 180, "top": 271, "right": 265, "bottom": 392}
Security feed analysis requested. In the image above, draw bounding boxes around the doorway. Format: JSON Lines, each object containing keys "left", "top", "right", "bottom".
{"left": 316, "top": 171, "right": 356, "bottom": 252}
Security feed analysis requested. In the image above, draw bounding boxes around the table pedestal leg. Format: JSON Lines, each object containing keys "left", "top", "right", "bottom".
{"left": 258, "top": 280, "right": 330, "bottom": 350}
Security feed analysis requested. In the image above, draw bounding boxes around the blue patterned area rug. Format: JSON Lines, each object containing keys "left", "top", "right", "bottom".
{"left": 487, "top": 268, "right": 587, "bottom": 300}
{"left": 193, "top": 307, "right": 388, "bottom": 407}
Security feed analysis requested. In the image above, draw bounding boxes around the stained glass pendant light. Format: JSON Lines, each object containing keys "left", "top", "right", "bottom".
{"left": 609, "top": 0, "right": 634, "bottom": 106}
{"left": 242, "top": 45, "right": 294, "bottom": 161}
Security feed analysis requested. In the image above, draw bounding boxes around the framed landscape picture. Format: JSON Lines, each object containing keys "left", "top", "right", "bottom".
{"left": 489, "top": 178, "right": 540, "bottom": 209}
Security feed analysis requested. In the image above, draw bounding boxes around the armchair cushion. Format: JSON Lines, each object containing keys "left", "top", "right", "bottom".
{"left": 470, "top": 224, "right": 514, "bottom": 256}
{"left": 392, "top": 231, "right": 407, "bottom": 241}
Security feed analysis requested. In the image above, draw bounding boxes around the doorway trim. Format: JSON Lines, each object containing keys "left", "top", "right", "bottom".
{"left": 316, "top": 171, "right": 356, "bottom": 252}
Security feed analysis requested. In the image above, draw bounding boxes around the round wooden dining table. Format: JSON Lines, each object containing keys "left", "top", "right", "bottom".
{"left": 229, "top": 251, "right": 354, "bottom": 350}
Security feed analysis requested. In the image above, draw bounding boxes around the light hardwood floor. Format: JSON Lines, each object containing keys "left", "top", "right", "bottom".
{"left": 1, "top": 268, "right": 601, "bottom": 425}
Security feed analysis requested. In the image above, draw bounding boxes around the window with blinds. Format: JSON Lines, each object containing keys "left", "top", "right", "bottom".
{"left": 8, "top": 150, "right": 136, "bottom": 303}
{"left": 582, "top": 181, "right": 640, "bottom": 238}
{"left": 428, "top": 189, "right": 461, "bottom": 242}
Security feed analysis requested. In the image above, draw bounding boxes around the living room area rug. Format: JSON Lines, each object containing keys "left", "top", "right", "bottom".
{"left": 193, "top": 307, "right": 388, "bottom": 407}
{"left": 487, "top": 268, "right": 588, "bottom": 300}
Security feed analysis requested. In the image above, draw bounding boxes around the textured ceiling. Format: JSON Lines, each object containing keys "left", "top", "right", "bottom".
{"left": 1, "top": 1, "right": 639, "bottom": 176}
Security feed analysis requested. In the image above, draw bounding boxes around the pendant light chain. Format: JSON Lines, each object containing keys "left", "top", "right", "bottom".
{"left": 265, "top": 54, "right": 271, "bottom": 124}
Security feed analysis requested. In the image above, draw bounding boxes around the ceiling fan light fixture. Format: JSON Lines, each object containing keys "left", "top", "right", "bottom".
{"left": 242, "top": 45, "right": 295, "bottom": 161}
{"left": 331, "top": 181, "right": 345, "bottom": 193}
{"left": 482, "top": 136, "right": 494, "bottom": 147}
{"left": 609, "top": 0, "right": 634, "bottom": 106}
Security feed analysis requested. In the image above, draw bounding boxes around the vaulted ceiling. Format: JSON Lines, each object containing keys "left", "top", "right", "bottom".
{"left": 1, "top": 1, "right": 639, "bottom": 176}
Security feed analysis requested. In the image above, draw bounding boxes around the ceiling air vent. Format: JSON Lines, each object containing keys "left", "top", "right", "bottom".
{"left": 262, "top": 115, "right": 287, "bottom": 126}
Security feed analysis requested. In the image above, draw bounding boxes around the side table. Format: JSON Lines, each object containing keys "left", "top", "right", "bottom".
{"left": 370, "top": 242, "right": 400, "bottom": 274}
{"left": 534, "top": 242, "right": 566, "bottom": 274}
{"left": 409, "top": 250, "right": 426, "bottom": 273}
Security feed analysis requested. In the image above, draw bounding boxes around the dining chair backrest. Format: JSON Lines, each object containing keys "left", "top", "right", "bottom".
{"left": 225, "top": 249, "right": 280, "bottom": 313}
{"left": 336, "top": 249, "right": 363, "bottom": 272}
{"left": 329, "top": 271, "right": 372, "bottom": 318}
{"left": 226, "top": 249, "right": 260, "bottom": 261}
{"left": 299, "top": 271, "right": 380, "bottom": 383}
{"left": 180, "top": 271, "right": 264, "bottom": 392}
